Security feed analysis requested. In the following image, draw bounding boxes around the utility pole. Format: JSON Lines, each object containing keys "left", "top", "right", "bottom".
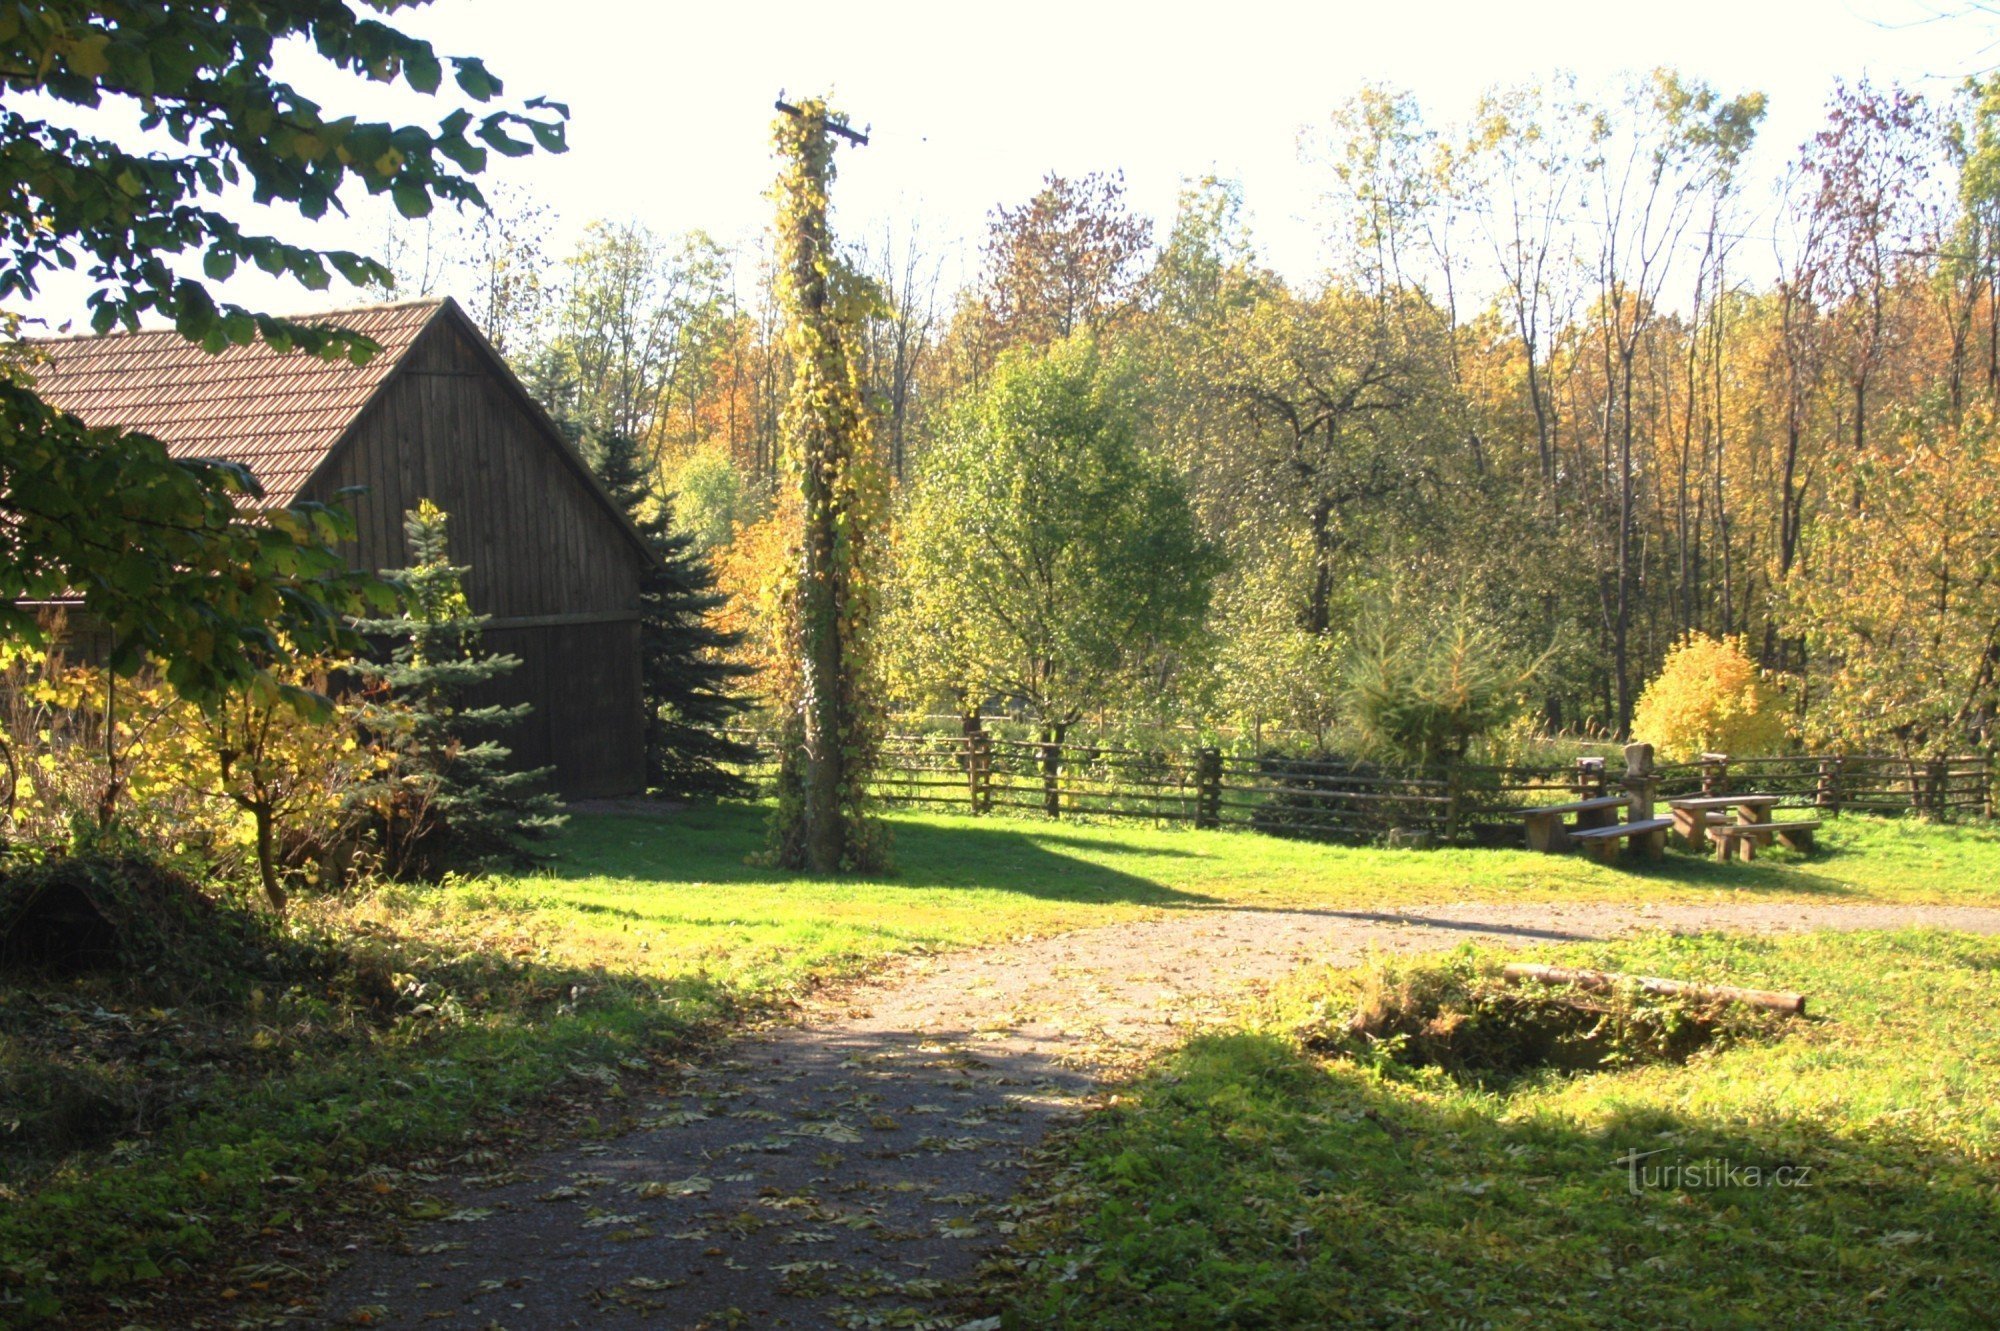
{"left": 775, "top": 98, "right": 869, "bottom": 147}
{"left": 767, "top": 95, "right": 887, "bottom": 873}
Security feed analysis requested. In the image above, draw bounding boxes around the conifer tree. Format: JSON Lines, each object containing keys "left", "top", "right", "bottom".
{"left": 350, "top": 501, "right": 565, "bottom": 878}
{"left": 585, "top": 433, "right": 758, "bottom": 798}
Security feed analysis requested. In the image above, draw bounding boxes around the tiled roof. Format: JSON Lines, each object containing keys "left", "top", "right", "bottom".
{"left": 23, "top": 299, "right": 445, "bottom": 506}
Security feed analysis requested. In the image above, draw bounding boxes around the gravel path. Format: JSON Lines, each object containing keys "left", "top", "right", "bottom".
{"left": 316, "top": 901, "right": 2000, "bottom": 1330}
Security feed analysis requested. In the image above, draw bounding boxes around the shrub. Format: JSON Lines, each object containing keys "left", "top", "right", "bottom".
{"left": 0, "top": 642, "right": 240, "bottom": 874}
{"left": 0, "top": 641, "right": 373, "bottom": 908}
{"left": 1631, "top": 632, "right": 1787, "bottom": 762}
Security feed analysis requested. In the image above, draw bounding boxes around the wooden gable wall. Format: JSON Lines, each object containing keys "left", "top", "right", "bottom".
{"left": 306, "top": 313, "right": 639, "bottom": 618}
{"left": 304, "top": 312, "right": 646, "bottom": 797}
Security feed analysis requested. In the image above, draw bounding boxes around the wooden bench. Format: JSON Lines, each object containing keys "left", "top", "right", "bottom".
{"left": 1507, "top": 796, "right": 1629, "bottom": 853}
{"left": 1568, "top": 816, "right": 1673, "bottom": 863}
{"left": 1708, "top": 819, "right": 1821, "bottom": 862}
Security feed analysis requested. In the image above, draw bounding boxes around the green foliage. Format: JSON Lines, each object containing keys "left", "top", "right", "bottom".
{"left": 1632, "top": 631, "right": 1788, "bottom": 762}
{"left": 888, "top": 336, "right": 1221, "bottom": 734}
{"left": 1205, "top": 530, "right": 1349, "bottom": 743}
{"left": 0, "top": 381, "right": 385, "bottom": 702}
{"left": 521, "top": 223, "right": 731, "bottom": 443}
{"left": 0, "top": 1, "right": 562, "bottom": 705}
{"left": 586, "top": 434, "right": 757, "bottom": 799}
{"left": 1345, "top": 604, "right": 1536, "bottom": 765}
{"left": 350, "top": 502, "right": 564, "bottom": 879}
{"left": 0, "top": 2, "right": 565, "bottom": 344}
{"left": 664, "top": 440, "right": 755, "bottom": 553}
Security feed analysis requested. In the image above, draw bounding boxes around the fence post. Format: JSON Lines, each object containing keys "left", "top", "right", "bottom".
{"left": 1195, "top": 747, "right": 1221, "bottom": 829}
{"left": 1444, "top": 761, "right": 1464, "bottom": 843}
{"left": 1700, "top": 752, "right": 1728, "bottom": 797}
{"left": 1816, "top": 755, "right": 1843, "bottom": 816}
{"left": 1928, "top": 758, "right": 1948, "bottom": 817}
{"left": 966, "top": 729, "right": 992, "bottom": 814}
{"left": 1040, "top": 738, "right": 1061, "bottom": 818}
{"left": 1575, "top": 756, "right": 1605, "bottom": 800}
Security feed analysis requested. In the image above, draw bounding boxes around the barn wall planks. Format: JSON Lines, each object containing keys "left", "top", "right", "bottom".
{"left": 309, "top": 313, "right": 647, "bottom": 797}
{"left": 470, "top": 622, "right": 645, "bottom": 798}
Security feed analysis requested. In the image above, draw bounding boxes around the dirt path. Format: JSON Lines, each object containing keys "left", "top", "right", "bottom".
{"left": 315, "top": 901, "right": 2000, "bottom": 1330}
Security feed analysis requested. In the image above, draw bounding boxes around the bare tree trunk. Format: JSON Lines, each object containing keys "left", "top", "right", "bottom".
{"left": 253, "top": 804, "right": 287, "bottom": 914}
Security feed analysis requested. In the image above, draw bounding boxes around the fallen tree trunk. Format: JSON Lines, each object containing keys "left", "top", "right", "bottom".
{"left": 1502, "top": 963, "right": 1807, "bottom": 1016}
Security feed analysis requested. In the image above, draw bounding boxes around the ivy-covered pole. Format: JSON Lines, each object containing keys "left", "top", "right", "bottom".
{"left": 768, "top": 97, "right": 888, "bottom": 872}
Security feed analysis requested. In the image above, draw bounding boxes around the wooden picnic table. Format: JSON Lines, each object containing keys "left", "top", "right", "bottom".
{"left": 1505, "top": 795, "right": 1629, "bottom": 853}
{"left": 1667, "top": 793, "right": 1783, "bottom": 814}
{"left": 1666, "top": 793, "right": 1782, "bottom": 852}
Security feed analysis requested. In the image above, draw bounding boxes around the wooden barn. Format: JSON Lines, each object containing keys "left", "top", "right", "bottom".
{"left": 30, "top": 297, "right": 651, "bottom": 798}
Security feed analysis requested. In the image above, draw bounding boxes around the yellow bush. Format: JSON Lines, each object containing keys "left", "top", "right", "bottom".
{"left": 0, "top": 643, "right": 370, "bottom": 905}
{"left": 1631, "top": 632, "right": 1788, "bottom": 762}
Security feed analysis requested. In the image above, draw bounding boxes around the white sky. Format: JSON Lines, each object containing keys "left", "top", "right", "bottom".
{"left": 22, "top": 0, "right": 2000, "bottom": 324}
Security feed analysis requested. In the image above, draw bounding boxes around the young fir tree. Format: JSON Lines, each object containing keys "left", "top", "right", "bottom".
{"left": 585, "top": 433, "right": 758, "bottom": 798}
{"left": 351, "top": 500, "right": 565, "bottom": 878}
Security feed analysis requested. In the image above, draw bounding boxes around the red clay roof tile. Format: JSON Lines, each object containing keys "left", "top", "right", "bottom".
{"left": 22, "top": 299, "right": 444, "bottom": 506}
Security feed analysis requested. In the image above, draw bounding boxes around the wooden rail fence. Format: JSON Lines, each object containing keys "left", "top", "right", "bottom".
{"left": 720, "top": 726, "right": 1994, "bottom": 846}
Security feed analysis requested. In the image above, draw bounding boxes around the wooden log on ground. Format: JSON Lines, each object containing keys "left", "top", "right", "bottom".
{"left": 1502, "top": 963, "right": 1807, "bottom": 1016}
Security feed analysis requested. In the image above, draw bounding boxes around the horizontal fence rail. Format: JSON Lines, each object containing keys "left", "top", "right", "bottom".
{"left": 718, "top": 727, "right": 1994, "bottom": 847}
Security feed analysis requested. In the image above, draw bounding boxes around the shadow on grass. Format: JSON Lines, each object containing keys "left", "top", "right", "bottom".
{"left": 545, "top": 802, "right": 1222, "bottom": 908}
{"left": 549, "top": 802, "right": 1897, "bottom": 909}
{"left": 1012, "top": 1029, "right": 1998, "bottom": 1328}
{"left": 1590, "top": 848, "right": 1864, "bottom": 897}
{"left": 0, "top": 907, "right": 752, "bottom": 1324}
{"left": 998, "top": 830, "right": 1208, "bottom": 861}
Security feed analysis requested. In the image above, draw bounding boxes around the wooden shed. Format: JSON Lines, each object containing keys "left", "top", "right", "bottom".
{"left": 30, "top": 297, "right": 651, "bottom": 798}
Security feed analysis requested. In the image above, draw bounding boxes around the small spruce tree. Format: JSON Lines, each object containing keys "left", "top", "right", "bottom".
{"left": 1345, "top": 608, "right": 1538, "bottom": 766}
{"left": 585, "top": 433, "right": 759, "bottom": 799}
{"left": 350, "top": 500, "right": 565, "bottom": 878}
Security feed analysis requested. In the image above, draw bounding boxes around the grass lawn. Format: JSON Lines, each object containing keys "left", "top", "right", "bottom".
{"left": 995, "top": 929, "right": 2000, "bottom": 1329}
{"left": 4, "top": 802, "right": 1999, "bottom": 1325}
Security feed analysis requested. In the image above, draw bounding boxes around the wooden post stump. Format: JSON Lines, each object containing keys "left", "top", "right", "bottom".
{"left": 1194, "top": 747, "right": 1222, "bottom": 829}
{"left": 1816, "top": 756, "right": 1843, "bottom": 816}
{"left": 966, "top": 730, "right": 992, "bottom": 814}
{"left": 1575, "top": 756, "right": 1606, "bottom": 800}
{"left": 1623, "top": 742, "right": 1663, "bottom": 856}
